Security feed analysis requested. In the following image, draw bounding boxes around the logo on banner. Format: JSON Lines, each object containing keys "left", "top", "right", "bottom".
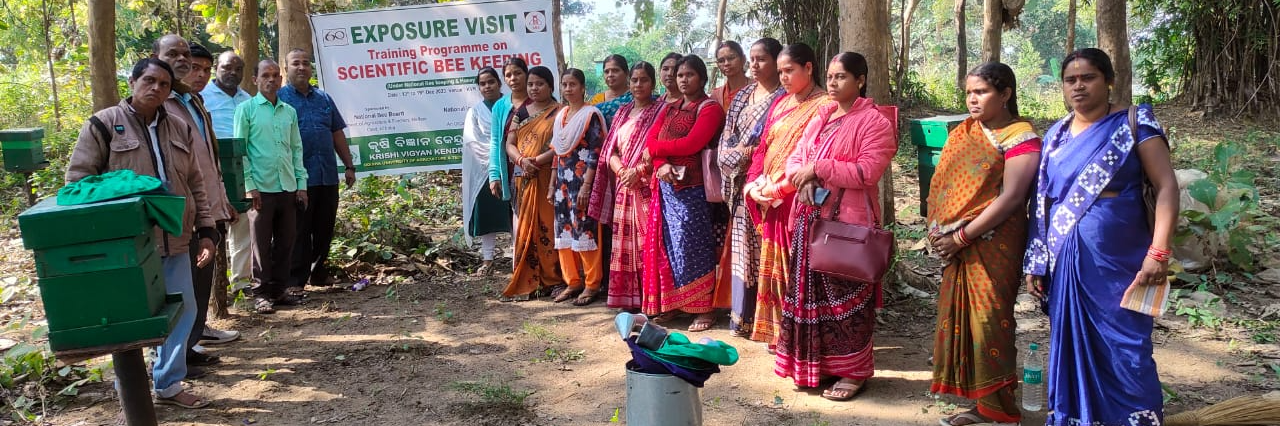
{"left": 321, "top": 28, "right": 350, "bottom": 46}
{"left": 524, "top": 11, "right": 547, "bottom": 33}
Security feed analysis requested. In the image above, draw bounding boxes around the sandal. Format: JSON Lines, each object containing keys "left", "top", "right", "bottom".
{"left": 821, "top": 378, "right": 867, "bottom": 401}
{"left": 687, "top": 313, "right": 717, "bottom": 332}
{"left": 154, "top": 390, "right": 210, "bottom": 409}
{"left": 572, "top": 288, "right": 600, "bottom": 306}
{"left": 285, "top": 286, "right": 307, "bottom": 298}
{"left": 938, "top": 409, "right": 1017, "bottom": 426}
{"left": 554, "top": 286, "right": 583, "bottom": 303}
{"left": 253, "top": 297, "right": 275, "bottom": 314}
{"left": 274, "top": 294, "right": 306, "bottom": 306}
{"left": 729, "top": 327, "right": 752, "bottom": 338}
{"left": 474, "top": 261, "right": 494, "bottom": 277}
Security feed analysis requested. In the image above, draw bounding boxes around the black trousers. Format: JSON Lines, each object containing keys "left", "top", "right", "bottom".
{"left": 291, "top": 185, "right": 339, "bottom": 287}
{"left": 250, "top": 191, "right": 297, "bottom": 299}
{"left": 187, "top": 223, "right": 227, "bottom": 351}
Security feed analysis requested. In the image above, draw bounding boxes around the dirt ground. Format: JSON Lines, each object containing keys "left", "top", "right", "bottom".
{"left": 11, "top": 162, "right": 1278, "bottom": 426}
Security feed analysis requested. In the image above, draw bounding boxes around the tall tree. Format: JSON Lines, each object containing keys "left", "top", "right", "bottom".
{"left": 839, "top": 0, "right": 895, "bottom": 225}
{"left": 894, "top": 0, "right": 923, "bottom": 101}
{"left": 277, "top": 0, "right": 312, "bottom": 64}
{"left": 41, "top": 0, "right": 62, "bottom": 130}
{"left": 1096, "top": 0, "right": 1131, "bottom": 103}
{"left": 954, "top": 0, "right": 967, "bottom": 91}
{"left": 88, "top": 0, "right": 117, "bottom": 112}
{"left": 981, "top": 0, "right": 1001, "bottom": 61}
{"left": 1066, "top": 0, "right": 1077, "bottom": 54}
{"left": 238, "top": 0, "right": 260, "bottom": 94}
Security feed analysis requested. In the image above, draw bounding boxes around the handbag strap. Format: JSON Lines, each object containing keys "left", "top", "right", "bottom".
{"left": 825, "top": 164, "right": 880, "bottom": 228}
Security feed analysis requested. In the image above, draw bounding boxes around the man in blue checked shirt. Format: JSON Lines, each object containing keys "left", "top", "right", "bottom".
{"left": 278, "top": 48, "right": 357, "bottom": 295}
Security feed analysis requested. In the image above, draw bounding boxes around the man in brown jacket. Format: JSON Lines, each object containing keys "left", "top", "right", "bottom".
{"left": 66, "top": 57, "right": 216, "bottom": 409}
{"left": 153, "top": 34, "right": 241, "bottom": 368}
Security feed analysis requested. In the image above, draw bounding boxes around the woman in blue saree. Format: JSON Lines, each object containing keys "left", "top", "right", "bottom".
{"left": 1023, "top": 48, "right": 1179, "bottom": 426}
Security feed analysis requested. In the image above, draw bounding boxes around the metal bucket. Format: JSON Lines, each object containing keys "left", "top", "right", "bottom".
{"left": 625, "top": 362, "right": 703, "bottom": 426}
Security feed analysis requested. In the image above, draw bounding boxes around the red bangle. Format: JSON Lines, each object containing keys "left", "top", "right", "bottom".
{"left": 1147, "top": 246, "right": 1172, "bottom": 262}
{"left": 955, "top": 228, "right": 971, "bottom": 247}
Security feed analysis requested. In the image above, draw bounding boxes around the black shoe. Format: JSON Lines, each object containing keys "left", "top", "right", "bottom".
{"left": 273, "top": 293, "right": 305, "bottom": 306}
{"left": 187, "top": 351, "right": 221, "bottom": 367}
{"left": 185, "top": 366, "right": 208, "bottom": 380}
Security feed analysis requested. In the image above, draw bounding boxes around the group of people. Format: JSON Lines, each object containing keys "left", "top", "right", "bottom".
{"left": 66, "top": 36, "right": 355, "bottom": 410}
{"left": 61, "top": 29, "right": 1174, "bottom": 426}
{"left": 463, "top": 41, "right": 1176, "bottom": 426}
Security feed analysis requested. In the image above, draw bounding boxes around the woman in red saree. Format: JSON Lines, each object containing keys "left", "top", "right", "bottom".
{"left": 779, "top": 52, "right": 896, "bottom": 401}
{"left": 928, "top": 62, "right": 1041, "bottom": 426}
{"left": 501, "top": 66, "right": 564, "bottom": 301}
{"left": 744, "top": 43, "right": 829, "bottom": 346}
{"left": 589, "top": 62, "right": 662, "bottom": 310}
{"left": 641, "top": 55, "right": 726, "bottom": 331}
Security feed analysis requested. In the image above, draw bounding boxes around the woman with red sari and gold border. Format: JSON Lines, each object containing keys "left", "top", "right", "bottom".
{"left": 929, "top": 62, "right": 1042, "bottom": 425}
{"left": 641, "top": 55, "right": 726, "bottom": 330}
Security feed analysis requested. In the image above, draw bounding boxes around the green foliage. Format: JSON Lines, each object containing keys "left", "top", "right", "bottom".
{"left": 332, "top": 172, "right": 464, "bottom": 264}
{"left": 449, "top": 379, "right": 533, "bottom": 410}
{"left": 1172, "top": 293, "right": 1223, "bottom": 329}
{"left": 432, "top": 302, "right": 457, "bottom": 324}
{"left": 1177, "top": 136, "right": 1280, "bottom": 271}
{"left": 0, "top": 323, "right": 108, "bottom": 422}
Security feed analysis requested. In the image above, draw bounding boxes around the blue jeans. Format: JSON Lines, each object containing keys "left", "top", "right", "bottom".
{"left": 153, "top": 255, "right": 196, "bottom": 398}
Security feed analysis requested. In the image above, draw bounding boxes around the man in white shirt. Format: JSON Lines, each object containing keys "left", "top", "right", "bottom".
{"left": 200, "top": 50, "right": 254, "bottom": 296}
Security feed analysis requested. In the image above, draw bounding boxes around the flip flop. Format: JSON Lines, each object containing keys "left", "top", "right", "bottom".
{"left": 572, "top": 288, "right": 600, "bottom": 306}
{"left": 687, "top": 314, "right": 717, "bottom": 332}
{"left": 554, "top": 286, "right": 583, "bottom": 303}
{"left": 821, "top": 379, "right": 867, "bottom": 401}
{"left": 154, "top": 390, "right": 210, "bottom": 409}
{"left": 939, "top": 410, "right": 1003, "bottom": 426}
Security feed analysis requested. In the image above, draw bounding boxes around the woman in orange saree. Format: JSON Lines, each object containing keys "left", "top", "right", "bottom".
{"left": 501, "top": 66, "right": 565, "bottom": 301}
{"left": 744, "top": 43, "right": 829, "bottom": 346}
{"left": 928, "top": 62, "right": 1042, "bottom": 425}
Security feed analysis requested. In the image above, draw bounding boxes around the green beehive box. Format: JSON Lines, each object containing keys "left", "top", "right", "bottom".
{"left": 48, "top": 293, "right": 182, "bottom": 352}
{"left": 34, "top": 233, "right": 155, "bottom": 278}
{"left": 18, "top": 197, "right": 154, "bottom": 250}
{"left": 37, "top": 251, "right": 165, "bottom": 332}
{"left": 910, "top": 114, "right": 968, "bottom": 216}
{"left": 0, "top": 127, "right": 48, "bottom": 173}
{"left": 217, "top": 138, "right": 245, "bottom": 158}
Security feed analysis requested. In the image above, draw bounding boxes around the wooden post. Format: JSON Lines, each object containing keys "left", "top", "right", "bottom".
{"left": 709, "top": 0, "right": 728, "bottom": 88}
{"left": 981, "top": 0, "right": 1002, "bottom": 62}
{"left": 113, "top": 349, "right": 158, "bottom": 426}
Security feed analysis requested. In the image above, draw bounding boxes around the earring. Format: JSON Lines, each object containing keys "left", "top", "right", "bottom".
{"left": 1003, "top": 101, "right": 1008, "bottom": 109}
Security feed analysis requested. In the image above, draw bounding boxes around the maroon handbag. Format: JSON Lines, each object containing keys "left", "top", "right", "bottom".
{"left": 807, "top": 166, "right": 895, "bottom": 283}
{"left": 702, "top": 148, "right": 724, "bottom": 203}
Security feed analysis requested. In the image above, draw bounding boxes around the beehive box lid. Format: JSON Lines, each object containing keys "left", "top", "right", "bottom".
{"left": 18, "top": 197, "right": 154, "bottom": 250}
{"left": 0, "top": 128, "right": 45, "bottom": 142}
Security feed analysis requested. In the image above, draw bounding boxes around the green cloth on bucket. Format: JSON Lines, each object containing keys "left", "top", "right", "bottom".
{"left": 642, "top": 332, "right": 739, "bottom": 370}
{"left": 56, "top": 169, "right": 186, "bottom": 236}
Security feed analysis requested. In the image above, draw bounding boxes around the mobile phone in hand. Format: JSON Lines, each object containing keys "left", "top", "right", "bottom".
{"left": 813, "top": 187, "right": 830, "bottom": 205}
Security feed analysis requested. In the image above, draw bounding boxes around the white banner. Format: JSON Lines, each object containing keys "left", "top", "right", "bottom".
{"left": 310, "top": 0, "right": 558, "bottom": 176}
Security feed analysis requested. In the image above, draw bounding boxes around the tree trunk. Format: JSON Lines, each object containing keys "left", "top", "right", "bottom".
{"left": 88, "top": 0, "right": 118, "bottom": 112}
{"left": 895, "top": 0, "right": 922, "bottom": 101}
{"left": 42, "top": 0, "right": 62, "bottom": 131}
{"left": 955, "top": 0, "right": 967, "bottom": 92}
{"left": 1066, "top": 0, "right": 1077, "bottom": 54}
{"left": 1096, "top": 0, "right": 1132, "bottom": 103}
{"left": 839, "top": 0, "right": 896, "bottom": 228}
{"left": 552, "top": 0, "right": 566, "bottom": 73}
{"left": 710, "top": 0, "right": 728, "bottom": 87}
{"left": 238, "top": 0, "right": 260, "bottom": 94}
{"left": 981, "top": 0, "right": 1001, "bottom": 62}
{"left": 277, "top": 0, "right": 312, "bottom": 65}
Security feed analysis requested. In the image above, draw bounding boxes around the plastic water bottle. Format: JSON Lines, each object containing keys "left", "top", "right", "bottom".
{"left": 351, "top": 278, "right": 370, "bottom": 291}
{"left": 1022, "top": 343, "right": 1045, "bottom": 411}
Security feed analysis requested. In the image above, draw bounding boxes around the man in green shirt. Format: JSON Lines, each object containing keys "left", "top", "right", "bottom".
{"left": 233, "top": 59, "right": 308, "bottom": 314}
